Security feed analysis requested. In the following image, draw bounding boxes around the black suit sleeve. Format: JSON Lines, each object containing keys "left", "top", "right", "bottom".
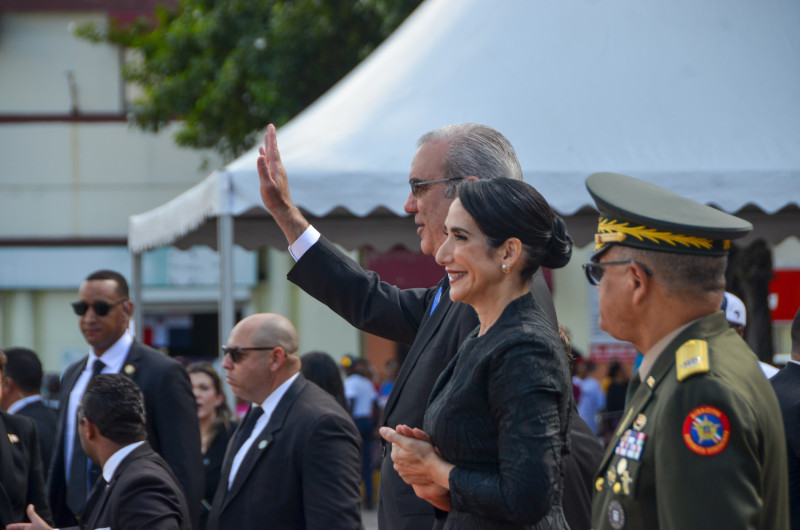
{"left": 287, "top": 236, "right": 432, "bottom": 345}
{"left": 144, "top": 358, "right": 203, "bottom": 528}
{"left": 24, "top": 425, "right": 52, "bottom": 525}
{"left": 300, "top": 412, "right": 363, "bottom": 529}
{"left": 113, "top": 472, "right": 187, "bottom": 530}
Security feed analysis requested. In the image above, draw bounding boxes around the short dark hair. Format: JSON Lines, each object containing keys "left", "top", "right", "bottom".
{"left": 85, "top": 269, "right": 129, "bottom": 299}
{"left": 300, "top": 352, "right": 348, "bottom": 410}
{"left": 457, "top": 178, "right": 573, "bottom": 281}
{"left": 0, "top": 348, "right": 6, "bottom": 373}
{"left": 79, "top": 374, "right": 146, "bottom": 445}
{"left": 3, "top": 347, "right": 43, "bottom": 393}
{"left": 615, "top": 246, "right": 726, "bottom": 297}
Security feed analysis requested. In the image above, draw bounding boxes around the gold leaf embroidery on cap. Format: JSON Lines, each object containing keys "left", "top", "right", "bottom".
{"left": 597, "top": 218, "right": 715, "bottom": 250}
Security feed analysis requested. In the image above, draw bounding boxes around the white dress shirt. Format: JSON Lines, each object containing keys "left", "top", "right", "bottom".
{"left": 288, "top": 225, "right": 321, "bottom": 261}
{"left": 344, "top": 373, "right": 377, "bottom": 419}
{"left": 103, "top": 440, "right": 146, "bottom": 482}
{"left": 7, "top": 394, "right": 44, "bottom": 414}
{"left": 65, "top": 333, "right": 132, "bottom": 477}
{"left": 228, "top": 373, "right": 299, "bottom": 489}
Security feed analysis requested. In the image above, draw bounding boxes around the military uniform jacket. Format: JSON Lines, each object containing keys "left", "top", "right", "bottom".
{"left": 592, "top": 312, "right": 789, "bottom": 530}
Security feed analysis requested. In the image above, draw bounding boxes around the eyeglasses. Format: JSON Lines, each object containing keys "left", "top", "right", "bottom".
{"left": 71, "top": 299, "right": 128, "bottom": 316}
{"left": 221, "top": 345, "right": 276, "bottom": 363}
{"left": 582, "top": 260, "right": 653, "bottom": 286}
{"left": 410, "top": 177, "right": 465, "bottom": 197}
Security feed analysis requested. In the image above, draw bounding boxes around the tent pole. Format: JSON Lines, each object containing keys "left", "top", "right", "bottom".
{"left": 218, "top": 213, "right": 235, "bottom": 351}
{"left": 131, "top": 251, "right": 143, "bottom": 342}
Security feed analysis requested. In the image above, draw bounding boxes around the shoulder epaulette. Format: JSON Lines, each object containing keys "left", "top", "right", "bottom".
{"left": 676, "top": 339, "right": 710, "bottom": 381}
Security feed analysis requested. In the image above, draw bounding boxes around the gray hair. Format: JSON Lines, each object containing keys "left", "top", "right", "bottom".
{"left": 417, "top": 124, "right": 523, "bottom": 198}
{"left": 616, "top": 246, "right": 727, "bottom": 297}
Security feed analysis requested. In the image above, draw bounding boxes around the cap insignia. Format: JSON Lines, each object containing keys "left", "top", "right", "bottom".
{"left": 597, "top": 218, "right": 718, "bottom": 251}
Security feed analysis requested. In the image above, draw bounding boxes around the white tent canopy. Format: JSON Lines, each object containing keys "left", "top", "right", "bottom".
{"left": 128, "top": 0, "right": 800, "bottom": 340}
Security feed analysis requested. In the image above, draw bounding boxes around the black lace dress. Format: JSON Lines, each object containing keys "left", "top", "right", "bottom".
{"left": 424, "top": 294, "right": 571, "bottom": 529}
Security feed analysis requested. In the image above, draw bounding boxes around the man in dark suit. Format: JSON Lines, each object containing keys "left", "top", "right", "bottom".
{"left": 1, "top": 347, "right": 58, "bottom": 470}
{"left": 47, "top": 270, "right": 202, "bottom": 528}
{"left": 257, "top": 123, "right": 603, "bottom": 530}
{"left": 0, "top": 348, "right": 52, "bottom": 528}
{"left": 8, "top": 374, "right": 191, "bottom": 530}
{"left": 206, "top": 313, "right": 362, "bottom": 529}
{"left": 771, "top": 307, "right": 800, "bottom": 530}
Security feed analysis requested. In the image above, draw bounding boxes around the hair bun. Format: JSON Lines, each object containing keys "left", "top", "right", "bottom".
{"left": 542, "top": 215, "right": 573, "bottom": 269}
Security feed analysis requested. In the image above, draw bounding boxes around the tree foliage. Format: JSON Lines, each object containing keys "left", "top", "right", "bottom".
{"left": 76, "top": 0, "right": 422, "bottom": 160}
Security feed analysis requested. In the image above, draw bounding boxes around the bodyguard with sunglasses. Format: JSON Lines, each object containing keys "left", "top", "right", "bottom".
{"left": 47, "top": 270, "right": 202, "bottom": 529}
{"left": 206, "top": 313, "right": 362, "bottom": 530}
{"left": 585, "top": 173, "right": 789, "bottom": 530}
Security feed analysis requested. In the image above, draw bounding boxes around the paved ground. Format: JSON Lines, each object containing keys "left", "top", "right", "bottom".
{"left": 361, "top": 507, "right": 378, "bottom": 530}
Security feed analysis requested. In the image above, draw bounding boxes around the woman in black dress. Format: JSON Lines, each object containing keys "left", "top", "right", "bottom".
{"left": 381, "top": 178, "right": 573, "bottom": 529}
{"left": 187, "top": 362, "right": 236, "bottom": 530}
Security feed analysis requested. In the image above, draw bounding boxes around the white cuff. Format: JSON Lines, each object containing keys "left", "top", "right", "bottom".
{"left": 288, "top": 225, "right": 321, "bottom": 261}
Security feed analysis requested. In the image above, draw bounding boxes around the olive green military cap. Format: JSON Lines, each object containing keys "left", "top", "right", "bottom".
{"left": 585, "top": 172, "right": 752, "bottom": 257}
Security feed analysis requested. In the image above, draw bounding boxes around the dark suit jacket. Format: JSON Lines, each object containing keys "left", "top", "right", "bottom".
{"left": 77, "top": 442, "right": 191, "bottom": 530}
{"left": 288, "top": 237, "right": 600, "bottom": 530}
{"left": 771, "top": 361, "right": 800, "bottom": 530}
{"left": 0, "top": 410, "right": 51, "bottom": 528}
{"left": 48, "top": 341, "right": 203, "bottom": 528}
{"left": 16, "top": 399, "right": 57, "bottom": 472}
{"left": 206, "top": 374, "right": 362, "bottom": 530}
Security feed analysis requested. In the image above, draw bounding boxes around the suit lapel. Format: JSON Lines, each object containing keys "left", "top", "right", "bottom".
{"left": 82, "top": 476, "right": 110, "bottom": 529}
{"left": 121, "top": 341, "right": 142, "bottom": 382}
{"left": 382, "top": 278, "right": 451, "bottom": 422}
{"left": 221, "top": 377, "right": 306, "bottom": 511}
{"left": 53, "top": 360, "right": 88, "bottom": 457}
{"left": 0, "top": 416, "right": 16, "bottom": 526}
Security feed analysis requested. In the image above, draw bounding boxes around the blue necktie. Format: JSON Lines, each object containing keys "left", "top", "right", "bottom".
{"left": 429, "top": 286, "right": 443, "bottom": 316}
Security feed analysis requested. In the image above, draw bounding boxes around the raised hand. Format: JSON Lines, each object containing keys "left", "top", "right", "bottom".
{"left": 255, "top": 123, "right": 310, "bottom": 243}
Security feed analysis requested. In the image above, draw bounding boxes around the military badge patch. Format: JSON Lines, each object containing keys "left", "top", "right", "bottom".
{"left": 682, "top": 405, "right": 730, "bottom": 456}
{"left": 614, "top": 429, "right": 646, "bottom": 461}
{"left": 607, "top": 500, "right": 626, "bottom": 529}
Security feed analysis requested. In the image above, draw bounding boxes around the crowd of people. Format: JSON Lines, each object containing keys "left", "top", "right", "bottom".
{"left": 0, "top": 122, "right": 797, "bottom": 530}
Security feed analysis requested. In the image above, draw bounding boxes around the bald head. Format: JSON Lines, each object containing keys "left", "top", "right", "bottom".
{"left": 237, "top": 313, "right": 299, "bottom": 355}
{"left": 224, "top": 313, "right": 301, "bottom": 403}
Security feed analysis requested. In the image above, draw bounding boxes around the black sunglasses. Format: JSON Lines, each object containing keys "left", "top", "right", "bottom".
{"left": 582, "top": 260, "right": 653, "bottom": 286}
{"left": 409, "top": 177, "right": 465, "bottom": 197}
{"left": 71, "top": 299, "right": 128, "bottom": 317}
{"left": 221, "top": 345, "right": 276, "bottom": 363}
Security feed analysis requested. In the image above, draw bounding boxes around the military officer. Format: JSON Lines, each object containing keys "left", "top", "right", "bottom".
{"left": 584, "top": 172, "right": 789, "bottom": 530}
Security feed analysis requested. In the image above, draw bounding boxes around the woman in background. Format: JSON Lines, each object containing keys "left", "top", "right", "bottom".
{"left": 187, "top": 362, "right": 236, "bottom": 530}
{"left": 300, "top": 351, "right": 348, "bottom": 410}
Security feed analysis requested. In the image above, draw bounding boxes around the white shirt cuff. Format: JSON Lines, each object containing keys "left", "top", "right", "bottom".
{"left": 288, "top": 225, "right": 321, "bottom": 261}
